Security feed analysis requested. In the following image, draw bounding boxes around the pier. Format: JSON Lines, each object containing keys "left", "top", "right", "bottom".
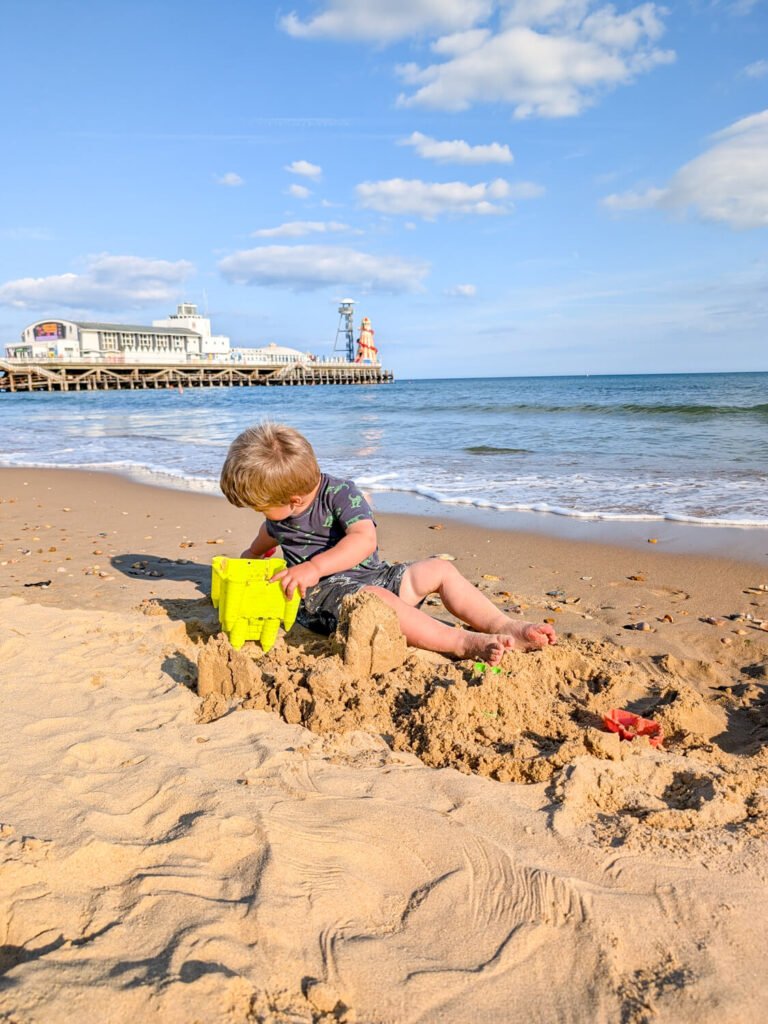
{"left": 0, "top": 358, "right": 393, "bottom": 393}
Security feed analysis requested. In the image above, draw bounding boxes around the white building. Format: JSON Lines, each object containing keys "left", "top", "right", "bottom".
{"left": 6, "top": 304, "right": 313, "bottom": 366}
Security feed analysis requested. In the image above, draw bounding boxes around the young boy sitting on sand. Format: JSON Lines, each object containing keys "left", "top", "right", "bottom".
{"left": 220, "top": 423, "right": 556, "bottom": 664}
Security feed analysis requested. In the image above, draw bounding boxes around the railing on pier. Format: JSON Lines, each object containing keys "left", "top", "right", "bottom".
{"left": 0, "top": 358, "right": 393, "bottom": 393}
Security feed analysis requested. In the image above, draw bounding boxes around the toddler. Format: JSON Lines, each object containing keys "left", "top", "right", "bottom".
{"left": 220, "top": 423, "right": 556, "bottom": 664}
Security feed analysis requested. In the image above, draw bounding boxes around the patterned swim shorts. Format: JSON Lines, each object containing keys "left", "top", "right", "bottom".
{"left": 297, "top": 561, "right": 412, "bottom": 636}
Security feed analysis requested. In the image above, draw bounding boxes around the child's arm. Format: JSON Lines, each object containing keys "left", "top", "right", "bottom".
{"left": 240, "top": 521, "right": 278, "bottom": 559}
{"left": 271, "top": 520, "right": 377, "bottom": 598}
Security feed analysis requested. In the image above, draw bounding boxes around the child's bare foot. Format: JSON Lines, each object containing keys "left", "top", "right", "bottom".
{"left": 498, "top": 619, "right": 557, "bottom": 650}
{"left": 454, "top": 631, "right": 513, "bottom": 666}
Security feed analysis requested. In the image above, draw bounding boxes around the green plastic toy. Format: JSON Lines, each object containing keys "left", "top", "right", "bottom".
{"left": 210, "top": 556, "right": 300, "bottom": 651}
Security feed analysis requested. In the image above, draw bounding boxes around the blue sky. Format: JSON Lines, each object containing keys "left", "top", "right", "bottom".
{"left": 1, "top": 0, "right": 767, "bottom": 378}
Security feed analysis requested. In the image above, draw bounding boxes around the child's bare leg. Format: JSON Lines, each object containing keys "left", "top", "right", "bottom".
{"left": 398, "top": 559, "right": 556, "bottom": 651}
{"left": 363, "top": 586, "right": 511, "bottom": 665}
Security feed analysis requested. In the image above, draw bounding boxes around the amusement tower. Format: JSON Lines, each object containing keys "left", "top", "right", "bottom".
{"left": 334, "top": 299, "right": 379, "bottom": 364}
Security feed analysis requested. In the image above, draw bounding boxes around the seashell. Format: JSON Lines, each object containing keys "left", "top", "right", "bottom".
{"left": 428, "top": 524, "right": 445, "bottom": 531}
{"left": 628, "top": 574, "right": 646, "bottom": 582}
{"left": 702, "top": 616, "right": 726, "bottom": 626}
{"left": 647, "top": 538, "right": 658, "bottom": 544}
{"left": 720, "top": 637, "right": 733, "bottom": 646}
{"left": 434, "top": 553, "right": 456, "bottom": 561}
{"left": 482, "top": 574, "right": 501, "bottom": 581}
{"left": 627, "top": 621, "right": 654, "bottom": 631}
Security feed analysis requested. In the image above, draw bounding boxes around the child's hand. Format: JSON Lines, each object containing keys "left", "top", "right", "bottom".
{"left": 270, "top": 562, "right": 320, "bottom": 599}
{"left": 241, "top": 546, "right": 277, "bottom": 559}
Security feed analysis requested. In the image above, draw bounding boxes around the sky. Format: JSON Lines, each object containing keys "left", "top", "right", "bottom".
{"left": 1, "top": 0, "right": 768, "bottom": 379}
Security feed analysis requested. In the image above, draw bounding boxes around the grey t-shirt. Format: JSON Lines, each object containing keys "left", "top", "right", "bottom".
{"left": 265, "top": 473, "right": 382, "bottom": 577}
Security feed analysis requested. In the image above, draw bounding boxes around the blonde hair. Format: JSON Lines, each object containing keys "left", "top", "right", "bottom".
{"left": 220, "top": 422, "right": 321, "bottom": 509}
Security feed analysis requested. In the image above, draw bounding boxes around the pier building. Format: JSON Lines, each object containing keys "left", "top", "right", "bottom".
{"left": 6, "top": 303, "right": 314, "bottom": 366}
{"left": 0, "top": 303, "right": 392, "bottom": 391}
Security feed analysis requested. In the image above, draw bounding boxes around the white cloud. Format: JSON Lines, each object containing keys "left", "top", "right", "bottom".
{"left": 219, "top": 245, "right": 428, "bottom": 293}
{"left": 280, "top": 0, "right": 492, "bottom": 43}
{"left": 602, "top": 109, "right": 768, "bottom": 229}
{"left": 287, "top": 184, "right": 311, "bottom": 199}
{"left": 252, "top": 221, "right": 352, "bottom": 238}
{"left": 602, "top": 187, "right": 666, "bottom": 211}
{"left": 445, "top": 283, "right": 477, "bottom": 297}
{"left": 281, "top": 2, "right": 673, "bottom": 119}
{"left": 0, "top": 254, "right": 194, "bottom": 311}
{"left": 744, "top": 59, "right": 768, "bottom": 79}
{"left": 281, "top": 3, "right": 673, "bottom": 119}
{"left": 215, "top": 172, "right": 244, "bottom": 186}
{"left": 400, "top": 130, "right": 513, "bottom": 164}
{"left": 397, "top": 4, "right": 674, "bottom": 117}
{"left": 356, "top": 176, "right": 542, "bottom": 217}
{"left": 285, "top": 159, "right": 323, "bottom": 178}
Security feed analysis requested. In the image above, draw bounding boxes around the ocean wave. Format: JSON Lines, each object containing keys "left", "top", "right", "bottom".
{"left": 444, "top": 401, "right": 768, "bottom": 418}
{"left": 362, "top": 480, "right": 768, "bottom": 528}
{"left": 463, "top": 445, "right": 533, "bottom": 455}
{"left": 2, "top": 455, "right": 767, "bottom": 527}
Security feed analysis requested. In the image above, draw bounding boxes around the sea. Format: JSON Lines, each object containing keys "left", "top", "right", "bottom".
{"left": 1, "top": 372, "right": 767, "bottom": 529}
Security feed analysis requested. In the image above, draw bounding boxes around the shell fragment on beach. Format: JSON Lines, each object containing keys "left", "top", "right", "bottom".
{"left": 434, "top": 553, "right": 456, "bottom": 561}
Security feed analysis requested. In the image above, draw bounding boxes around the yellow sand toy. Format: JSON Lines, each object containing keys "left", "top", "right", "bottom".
{"left": 210, "top": 556, "right": 300, "bottom": 651}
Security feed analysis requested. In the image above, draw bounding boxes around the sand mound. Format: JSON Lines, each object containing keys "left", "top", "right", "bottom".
{"left": 192, "top": 594, "right": 768, "bottom": 839}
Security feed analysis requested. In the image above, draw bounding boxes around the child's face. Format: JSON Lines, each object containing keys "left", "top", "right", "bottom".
{"left": 257, "top": 485, "right": 318, "bottom": 521}
{"left": 259, "top": 502, "right": 295, "bottom": 521}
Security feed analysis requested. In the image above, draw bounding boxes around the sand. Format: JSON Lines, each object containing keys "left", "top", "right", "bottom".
{"left": 1, "top": 467, "right": 767, "bottom": 1023}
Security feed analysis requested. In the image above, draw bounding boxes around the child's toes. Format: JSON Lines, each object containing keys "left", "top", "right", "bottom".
{"left": 487, "top": 640, "right": 505, "bottom": 665}
{"left": 524, "top": 624, "right": 554, "bottom": 648}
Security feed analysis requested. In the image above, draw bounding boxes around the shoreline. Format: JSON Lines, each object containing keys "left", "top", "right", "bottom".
{"left": 2, "top": 464, "right": 767, "bottom": 566}
{"left": 2, "top": 465, "right": 767, "bottom": 651}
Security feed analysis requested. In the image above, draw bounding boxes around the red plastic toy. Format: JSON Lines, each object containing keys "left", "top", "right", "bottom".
{"left": 602, "top": 708, "right": 663, "bottom": 748}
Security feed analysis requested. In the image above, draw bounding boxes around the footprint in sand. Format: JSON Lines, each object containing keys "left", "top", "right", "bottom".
{"left": 63, "top": 737, "right": 138, "bottom": 770}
